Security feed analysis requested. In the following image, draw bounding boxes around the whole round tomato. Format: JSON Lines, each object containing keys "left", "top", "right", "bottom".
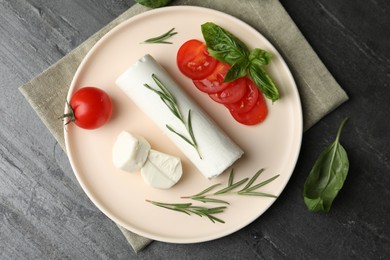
{"left": 177, "top": 39, "right": 218, "bottom": 80}
{"left": 65, "top": 87, "right": 113, "bottom": 129}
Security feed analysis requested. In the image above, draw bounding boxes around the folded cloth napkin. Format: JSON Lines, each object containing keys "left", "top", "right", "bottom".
{"left": 19, "top": 0, "right": 348, "bottom": 253}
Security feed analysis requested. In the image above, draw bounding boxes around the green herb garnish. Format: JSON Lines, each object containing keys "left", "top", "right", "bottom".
{"left": 135, "top": 0, "right": 173, "bottom": 8}
{"left": 144, "top": 74, "right": 202, "bottom": 159}
{"left": 304, "top": 117, "right": 350, "bottom": 212}
{"left": 147, "top": 168, "right": 279, "bottom": 223}
{"left": 183, "top": 169, "right": 279, "bottom": 205}
{"left": 146, "top": 200, "right": 226, "bottom": 223}
{"left": 142, "top": 28, "right": 177, "bottom": 44}
{"left": 201, "top": 22, "right": 280, "bottom": 102}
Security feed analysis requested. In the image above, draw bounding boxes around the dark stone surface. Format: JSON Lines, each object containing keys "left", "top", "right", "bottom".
{"left": 0, "top": 0, "right": 389, "bottom": 259}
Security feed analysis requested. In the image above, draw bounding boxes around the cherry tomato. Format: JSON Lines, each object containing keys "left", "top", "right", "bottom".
{"left": 209, "top": 77, "right": 247, "bottom": 104}
{"left": 225, "top": 78, "right": 260, "bottom": 113}
{"left": 66, "top": 87, "right": 113, "bottom": 129}
{"left": 177, "top": 39, "right": 218, "bottom": 80}
{"left": 192, "top": 61, "right": 231, "bottom": 94}
{"left": 230, "top": 94, "right": 267, "bottom": 125}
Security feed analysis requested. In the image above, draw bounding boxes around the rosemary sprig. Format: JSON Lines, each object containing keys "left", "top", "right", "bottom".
{"left": 142, "top": 28, "right": 177, "bottom": 44}
{"left": 182, "top": 168, "right": 280, "bottom": 204}
{"left": 144, "top": 74, "right": 202, "bottom": 159}
{"left": 146, "top": 200, "right": 226, "bottom": 223}
{"left": 148, "top": 168, "right": 279, "bottom": 223}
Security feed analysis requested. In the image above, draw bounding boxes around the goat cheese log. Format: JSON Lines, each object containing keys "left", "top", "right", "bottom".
{"left": 116, "top": 54, "right": 244, "bottom": 179}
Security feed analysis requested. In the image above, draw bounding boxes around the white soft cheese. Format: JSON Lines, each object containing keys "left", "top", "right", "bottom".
{"left": 112, "top": 131, "right": 151, "bottom": 173}
{"left": 141, "top": 150, "right": 182, "bottom": 189}
{"left": 116, "top": 54, "right": 244, "bottom": 179}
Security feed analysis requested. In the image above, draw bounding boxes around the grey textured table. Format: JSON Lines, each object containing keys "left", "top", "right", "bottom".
{"left": 1, "top": 0, "right": 389, "bottom": 259}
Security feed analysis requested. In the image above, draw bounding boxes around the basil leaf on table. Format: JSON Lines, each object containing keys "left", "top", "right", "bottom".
{"left": 304, "top": 118, "right": 350, "bottom": 212}
{"left": 135, "top": 0, "right": 172, "bottom": 8}
{"left": 201, "top": 22, "right": 280, "bottom": 102}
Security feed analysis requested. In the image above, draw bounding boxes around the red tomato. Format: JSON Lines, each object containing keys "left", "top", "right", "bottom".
{"left": 230, "top": 94, "right": 267, "bottom": 125}
{"left": 225, "top": 78, "right": 260, "bottom": 113}
{"left": 66, "top": 87, "right": 113, "bottom": 129}
{"left": 177, "top": 39, "right": 218, "bottom": 80}
{"left": 192, "top": 62, "right": 231, "bottom": 94}
{"left": 209, "top": 77, "right": 247, "bottom": 104}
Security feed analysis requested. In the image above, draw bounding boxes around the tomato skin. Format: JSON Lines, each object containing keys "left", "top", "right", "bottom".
{"left": 177, "top": 39, "right": 218, "bottom": 80}
{"left": 230, "top": 94, "right": 267, "bottom": 125}
{"left": 192, "top": 62, "right": 231, "bottom": 93}
{"left": 208, "top": 77, "right": 247, "bottom": 104}
{"left": 69, "top": 87, "right": 113, "bottom": 129}
{"left": 225, "top": 78, "right": 260, "bottom": 114}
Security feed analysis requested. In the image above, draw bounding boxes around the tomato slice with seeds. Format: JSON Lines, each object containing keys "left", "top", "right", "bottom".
{"left": 208, "top": 77, "right": 247, "bottom": 104}
{"left": 177, "top": 39, "right": 218, "bottom": 80}
{"left": 192, "top": 62, "right": 231, "bottom": 94}
{"left": 225, "top": 78, "right": 260, "bottom": 114}
{"left": 230, "top": 94, "right": 268, "bottom": 125}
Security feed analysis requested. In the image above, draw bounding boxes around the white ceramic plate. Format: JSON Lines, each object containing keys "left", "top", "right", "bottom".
{"left": 64, "top": 6, "right": 302, "bottom": 243}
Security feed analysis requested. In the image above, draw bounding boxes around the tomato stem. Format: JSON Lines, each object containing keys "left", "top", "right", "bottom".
{"left": 58, "top": 101, "right": 76, "bottom": 126}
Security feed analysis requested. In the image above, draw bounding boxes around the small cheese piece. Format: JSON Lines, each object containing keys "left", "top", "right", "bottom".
{"left": 116, "top": 54, "right": 244, "bottom": 179}
{"left": 141, "top": 150, "right": 182, "bottom": 189}
{"left": 112, "top": 131, "right": 151, "bottom": 172}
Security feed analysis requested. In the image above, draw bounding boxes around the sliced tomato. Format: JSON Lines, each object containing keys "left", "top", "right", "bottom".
{"left": 192, "top": 62, "right": 231, "bottom": 94}
{"left": 209, "top": 77, "right": 247, "bottom": 104}
{"left": 177, "top": 39, "right": 218, "bottom": 80}
{"left": 230, "top": 94, "right": 267, "bottom": 125}
{"left": 225, "top": 78, "right": 260, "bottom": 114}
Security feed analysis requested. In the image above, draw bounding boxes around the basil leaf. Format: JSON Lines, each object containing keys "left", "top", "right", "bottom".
{"left": 304, "top": 118, "right": 350, "bottom": 212}
{"left": 224, "top": 60, "right": 250, "bottom": 82}
{"left": 248, "top": 62, "right": 279, "bottom": 102}
{"left": 201, "top": 22, "right": 250, "bottom": 65}
{"left": 249, "top": 48, "right": 272, "bottom": 65}
{"left": 135, "top": 0, "right": 172, "bottom": 8}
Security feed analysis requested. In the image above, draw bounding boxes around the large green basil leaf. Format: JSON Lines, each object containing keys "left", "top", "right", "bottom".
{"left": 135, "top": 0, "right": 172, "bottom": 8}
{"left": 304, "top": 118, "right": 350, "bottom": 212}
{"left": 201, "top": 22, "right": 250, "bottom": 65}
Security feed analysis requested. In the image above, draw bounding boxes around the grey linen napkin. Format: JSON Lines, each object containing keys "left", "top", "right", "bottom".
{"left": 19, "top": 0, "right": 348, "bottom": 252}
